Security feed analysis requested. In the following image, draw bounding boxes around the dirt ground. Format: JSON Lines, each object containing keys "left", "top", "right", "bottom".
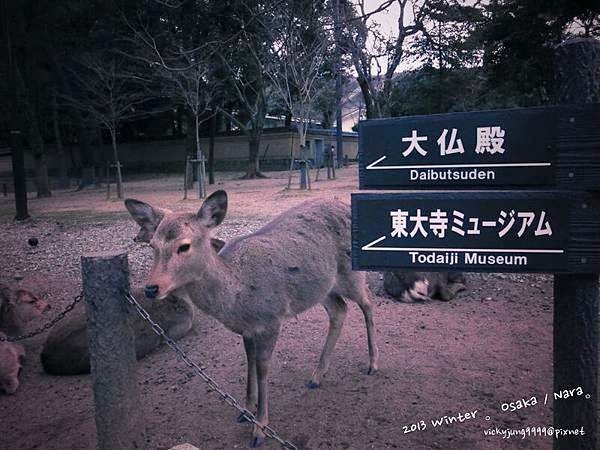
{"left": 0, "top": 167, "right": 596, "bottom": 450}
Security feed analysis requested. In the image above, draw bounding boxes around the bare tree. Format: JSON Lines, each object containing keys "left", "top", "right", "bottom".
{"left": 217, "top": 46, "right": 270, "bottom": 179}
{"left": 341, "top": 0, "right": 428, "bottom": 118}
{"left": 263, "top": 3, "right": 333, "bottom": 163}
{"left": 63, "top": 50, "right": 151, "bottom": 198}
{"left": 124, "top": 17, "right": 216, "bottom": 197}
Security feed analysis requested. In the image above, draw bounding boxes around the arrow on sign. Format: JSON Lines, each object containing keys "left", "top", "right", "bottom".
{"left": 361, "top": 235, "right": 564, "bottom": 254}
{"left": 365, "top": 155, "right": 552, "bottom": 170}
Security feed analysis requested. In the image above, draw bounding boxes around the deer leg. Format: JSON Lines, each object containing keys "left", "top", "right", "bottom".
{"left": 237, "top": 336, "right": 257, "bottom": 423}
{"left": 355, "top": 291, "right": 379, "bottom": 376}
{"left": 307, "top": 294, "right": 347, "bottom": 389}
{"left": 250, "top": 329, "right": 279, "bottom": 448}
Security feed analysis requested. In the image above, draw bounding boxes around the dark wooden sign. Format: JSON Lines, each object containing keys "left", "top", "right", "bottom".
{"left": 352, "top": 192, "right": 600, "bottom": 273}
{"left": 359, "top": 104, "right": 600, "bottom": 190}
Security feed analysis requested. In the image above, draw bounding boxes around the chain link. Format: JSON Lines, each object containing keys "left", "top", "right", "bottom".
{"left": 0, "top": 293, "right": 84, "bottom": 342}
{"left": 121, "top": 291, "right": 298, "bottom": 450}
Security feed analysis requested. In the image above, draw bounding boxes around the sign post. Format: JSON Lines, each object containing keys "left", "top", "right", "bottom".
{"left": 552, "top": 38, "right": 599, "bottom": 450}
{"left": 353, "top": 37, "right": 600, "bottom": 450}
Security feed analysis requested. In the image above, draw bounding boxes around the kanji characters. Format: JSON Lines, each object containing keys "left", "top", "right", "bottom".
{"left": 402, "top": 130, "right": 428, "bottom": 157}
{"left": 437, "top": 128, "right": 464, "bottom": 156}
{"left": 390, "top": 209, "right": 409, "bottom": 237}
{"left": 475, "top": 126, "right": 506, "bottom": 154}
{"left": 429, "top": 209, "right": 448, "bottom": 238}
{"left": 387, "top": 208, "right": 554, "bottom": 240}
{"left": 410, "top": 209, "right": 429, "bottom": 237}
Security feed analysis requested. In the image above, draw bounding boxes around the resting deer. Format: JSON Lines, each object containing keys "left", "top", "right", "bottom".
{"left": 0, "top": 284, "right": 50, "bottom": 394}
{"left": 129, "top": 191, "right": 379, "bottom": 447}
{"left": 383, "top": 271, "right": 467, "bottom": 302}
{"left": 41, "top": 287, "right": 194, "bottom": 375}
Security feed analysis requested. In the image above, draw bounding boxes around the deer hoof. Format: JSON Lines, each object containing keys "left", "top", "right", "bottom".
{"left": 250, "top": 436, "right": 265, "bottom": 448}
{"left": 305, "top": 380, "right": 321, "bottom": 389}
{"left": 237, "top": 412, "right": 251, "bottom": 423}
{"left": 367, "top": 367, "right": 378, "bottom": 376}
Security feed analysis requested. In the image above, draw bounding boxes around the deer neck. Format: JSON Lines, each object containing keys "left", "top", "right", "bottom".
{"left": 179, "top": 253, "right": 241, "bottom": 326}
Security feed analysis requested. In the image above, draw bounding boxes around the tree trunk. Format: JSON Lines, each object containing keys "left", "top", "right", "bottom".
{"left": 208, "top": 113, "right": 216, "bottom": 185}
{"left": 185, "top": 113, "right": 195, "bottom": 188}
{"left": 52, "top": 91, "right": 69, "bottom": 188}
{"left": 194, "top": 113, "right": 206, "bottom": 198}
{"left": 33, "top": 153, "right": 51, "bottom": 198}
{"left": 243, "top": 135, "right": 266, "bottom": 179}
{"left": 357, "top": 75, "right": 378, "bottom": 119}
{"left": 247, "top": 136, "right": 260, "bottom": 178}
{"left": 110, "top": 128, "right": 123, "bottom": 199}
{"left": 14, "top": 63, "right": 51, "bottom": 198}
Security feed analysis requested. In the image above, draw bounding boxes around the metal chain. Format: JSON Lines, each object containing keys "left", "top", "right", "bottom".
{"left": 0, "top": 292, "right": 84, "bottom": 342}
{"left": 121, "top": 291, "right": 298, "bottom": 450}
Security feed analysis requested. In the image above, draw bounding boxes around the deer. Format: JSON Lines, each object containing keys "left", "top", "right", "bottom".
{"left": 0, "top": 284, "right": 51, "bottom": 394}
{"left": 383, "top": 271, "right": 467, "bottom": 302}
{"left": 0, "top": 333, "right": 25, "bottom": 394}
{"left": 128, "top": 190, "right": 379, "bottom": 447}
{"left": 0, "top": 284, "right": 51, "bottom": 336}
{"left": 41, "top": 286, "right": 195, "bottom": 375}
{"left": 125, "top": 198, "right": 225, "bottom": 251}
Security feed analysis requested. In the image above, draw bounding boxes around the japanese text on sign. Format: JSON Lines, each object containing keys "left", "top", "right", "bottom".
{"left": 390, "top": 209, "right": 553, "bottom": 239}
{"left": 402, "top": 127, "right": 506, "bottom": 158}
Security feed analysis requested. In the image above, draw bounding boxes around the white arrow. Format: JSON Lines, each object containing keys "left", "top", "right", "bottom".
{"left": 361, "top": 235, "right": 564, "bottom": 254}
{"left": 365, "top": 155, "right": 552, "bottom": 170}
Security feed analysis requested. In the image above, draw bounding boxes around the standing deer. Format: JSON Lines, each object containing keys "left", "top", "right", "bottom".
{"left": 129, "top": 191, "right": 379, "bottom": 447}
{"left": 125, "top": 198, "right": 225, "bottom": 251}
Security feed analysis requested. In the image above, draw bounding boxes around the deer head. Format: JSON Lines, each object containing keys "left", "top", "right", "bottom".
{"left": 142, "top": 191, "right": 228, "bottom": 300}
{"left": 125, "top": 198, "right": 227, "bottom": 252}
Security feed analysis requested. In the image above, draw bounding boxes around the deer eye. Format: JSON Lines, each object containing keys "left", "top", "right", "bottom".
{"left": 177, "top": 243, "right": 191, "bottom": 254}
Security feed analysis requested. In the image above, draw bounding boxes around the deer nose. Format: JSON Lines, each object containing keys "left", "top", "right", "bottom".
{"left": 144, "top": 285, "right": 159, "bottom": 299}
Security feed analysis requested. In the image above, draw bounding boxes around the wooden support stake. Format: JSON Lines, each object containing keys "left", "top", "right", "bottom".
{"left": 9, "top": 130, "right": 28, "bottom": 220}
{"left": 82, "top": 252, "right": 145, "bottom": 450}
{"left": 553, "top": 37, "right": 599, "bottom": 450}
{"left": 299, "top": 161, "right": 308, "bottom": 190}
{"left": 105, "top": 161, "right": 110, "bottom": 200}
{"left": 183, "top": 156, "right": 189, "bottom": 200}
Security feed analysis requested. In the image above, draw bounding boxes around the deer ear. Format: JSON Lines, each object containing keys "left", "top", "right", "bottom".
{"left": 197, "top": 190, "right": 227, "bottom": 228}
{"left": 125, "top": 199, "right": 164, "bottom": 228}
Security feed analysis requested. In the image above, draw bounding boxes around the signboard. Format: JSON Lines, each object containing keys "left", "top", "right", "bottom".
{"left": 352, "top": 192, "right": 600, "bottom": 273}
{"left": 359, "top": 104, "right": 600, "bottom": 190}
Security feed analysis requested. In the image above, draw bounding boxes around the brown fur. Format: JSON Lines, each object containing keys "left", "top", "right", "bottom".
{"left": 40, "top": 287, "right": 194, "bottom": 375}
{"left": 0, "top": 284, "right": 49, "bottom": 395}
{"left": 135, "top": 191, "right": 379, "bottom": 447}
{"left": 125, "top": 198, "right": 225, "bottom": 251}
{"left": 0, "top": 333, "right": 25, "bottom": 395}
{"left": 0, "top": 284, "right": 51, "bottom": 336}
{"left": 383, "top": 271, "right": 467, "bottom": 302}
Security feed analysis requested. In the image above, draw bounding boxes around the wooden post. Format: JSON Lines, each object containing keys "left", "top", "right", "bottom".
{"left": 9, "top": 130, "right": 29, "bottom": 220}
{"left": 331, "top": 149, "right": 336, "bottom": 180}
{"left": 115, "top": 161, "right": 123, "bottom": 199}
{"left": 299, "top": 161, "right": 308, "bottom": 190}
{"left": 82, "top": 252, "right": 145, "bottom": 450}
{"left": 105, "top": 161, "right": 110, "bottom": 200}
{"left": 553, "top": 37, "right": 599, "bottom": 450}
{"left": 199, "top": 153, "right": 207, "bottom": 198}
{"left": 183, "top": 156, "right": 189, "bottom": 200}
